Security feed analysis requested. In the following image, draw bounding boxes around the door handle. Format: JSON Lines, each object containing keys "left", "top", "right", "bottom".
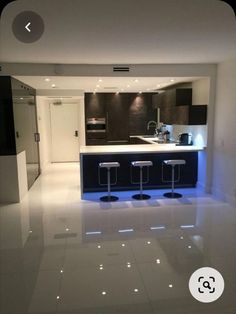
{"left": 74, "top": 130, "right": 79, "bottom": 137}
{"left": 34, "top": 133, "right": 40, "bottom": 142}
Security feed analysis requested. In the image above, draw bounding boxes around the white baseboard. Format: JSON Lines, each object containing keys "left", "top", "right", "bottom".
{"left": 211, "top": 186, "right": 236, "bottom": 207}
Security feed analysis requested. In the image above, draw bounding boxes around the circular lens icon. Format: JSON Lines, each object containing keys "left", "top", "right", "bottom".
{"left": 189, "top": 267, "right": 225, "bottom": 303}
{"left": 12, "top": 11, "right": 44, "bottom": 43}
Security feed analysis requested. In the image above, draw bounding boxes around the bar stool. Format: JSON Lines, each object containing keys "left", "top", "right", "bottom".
{"left": 162, "top": 159, "right": 186, "bottom": 198}
{"left": 131, "top": 161, "right": 153, "bottom": 200}
{"left": 99, "top": 162, "right": 120, "bottom": 202}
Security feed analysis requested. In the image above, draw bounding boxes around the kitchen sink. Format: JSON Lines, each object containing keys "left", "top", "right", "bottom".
{"left": 152, "top": 140, "right": 178, "bottom": 144}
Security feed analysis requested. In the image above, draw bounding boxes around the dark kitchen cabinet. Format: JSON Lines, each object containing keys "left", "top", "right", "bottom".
{"left": 173, "top": 105, "right": 207, "bottom": 125}
{"left": 129, "top": 93, "right": 157, "bottom": 135}
{"left": 166, "top": 88, "right": 192, "bottom": 107}
{"left": 160, "top": 106, "right": 174, "bottom": 125}
{"left": 106, "top": 93, "right": 129, "bottom": 142}
{"left": 153, "top": 88, "right": 192, "bottom": 108}
{"left": 85, "top": 93, "right": 106, "bottom": 118}
{"left": 153, "top": 88, "right": 207, "bottom": 125}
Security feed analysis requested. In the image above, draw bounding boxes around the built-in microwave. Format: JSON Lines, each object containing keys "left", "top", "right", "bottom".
{"left": 86, "top": 118, "right": 106, "bottom": 133}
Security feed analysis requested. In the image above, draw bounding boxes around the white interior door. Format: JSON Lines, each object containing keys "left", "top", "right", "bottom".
{"left": 50, "top": 103, "right": 79, "bottom": 162}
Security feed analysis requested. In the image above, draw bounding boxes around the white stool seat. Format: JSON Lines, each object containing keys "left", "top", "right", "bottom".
{"left": 99, "top": 162, "right": 120, "bottom": 168}
{"left": 132, "top": 161, "right": 153, "bottom": 167}
{"left": 164, "top": 160, "right": 186, "bottom": 166}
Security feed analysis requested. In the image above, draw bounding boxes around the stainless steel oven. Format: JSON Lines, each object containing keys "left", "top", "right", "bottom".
{"left": 86, "top": 118, "right": 106, "bottom": 133}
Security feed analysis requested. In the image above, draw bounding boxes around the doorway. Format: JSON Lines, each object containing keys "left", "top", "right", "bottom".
{"left": 50, "top": 102, "right": 80, "bottom": 162}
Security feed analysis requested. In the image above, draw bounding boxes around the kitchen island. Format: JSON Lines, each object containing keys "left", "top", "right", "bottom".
{"left": 80, "top": 138, "right": 204, "bottom": 195}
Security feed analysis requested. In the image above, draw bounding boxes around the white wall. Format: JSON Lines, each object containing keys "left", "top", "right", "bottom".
{"left": 0, "top": 151, "right": 28, "bottom": 203}
{"left": 0, "top": 155, "right": 19, "bottom": 203}
{"left": 212, "top": 58, "right": 236, "bottom": 206}
{"left": 192, "top": 78, "right": 210, "bottom": 105}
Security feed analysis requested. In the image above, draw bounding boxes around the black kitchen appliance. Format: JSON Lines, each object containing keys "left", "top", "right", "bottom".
{"left": 177, "top": 133, "right": 193, "bottom": 145}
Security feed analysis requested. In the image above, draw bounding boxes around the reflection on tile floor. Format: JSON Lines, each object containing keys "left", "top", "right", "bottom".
{"left": 0, "top": 163, "right": 236, "bottom": 314}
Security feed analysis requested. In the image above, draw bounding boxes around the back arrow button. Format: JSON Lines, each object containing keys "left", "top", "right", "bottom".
{"left": 12, "top": 11, "right": 44, "bottom": 43}
{"left": 25, "top": 22, "right": 31, "bottom": 32}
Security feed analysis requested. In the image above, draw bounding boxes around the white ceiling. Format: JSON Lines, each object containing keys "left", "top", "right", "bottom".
{"left": 15, "top": 76, "right": 202, "bottom": 92}
{"left": 1, "top": 0, "right": 236, "bottom": 64}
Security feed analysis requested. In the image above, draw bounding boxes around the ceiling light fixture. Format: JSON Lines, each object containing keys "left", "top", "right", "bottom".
{"left": 98, "top": 79, "right": 103, "bottom": 82}
{"left": 51, "top": 84, "right": 56, "bottom": 88}
{"left": 134, "top": 79, "right": 139, "bottom": 83}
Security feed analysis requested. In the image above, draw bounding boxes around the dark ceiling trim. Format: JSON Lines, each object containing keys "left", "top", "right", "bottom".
{"left": 0, "top": 0, "right": 15, "bottom": 17}
{"left": 222, "top": 1, "right": 236, "bottom": 15}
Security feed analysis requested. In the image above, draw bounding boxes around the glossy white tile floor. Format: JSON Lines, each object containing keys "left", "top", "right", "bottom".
{"left": 1, "top": 163, "right": 236, "bottom": 314}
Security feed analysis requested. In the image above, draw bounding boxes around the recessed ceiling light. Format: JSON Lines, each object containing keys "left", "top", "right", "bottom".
{"left": 188, "top": 245, "right": 192, "bottom": 249}
{"left": 98, "top": 79, "right": 103, "bottom": 82}
{"left": 97, "top": 245, "right": 101, "bottom": 248}
{"left": 102, "top": 291, "right": 107, "bottom": 295}
{"left": 134, "top": 289, "right": 139, "bottom": 292}
{"left": 45, "top": 78, "right": 50, "bottom": 82}
{"left": 169, "top": 284, "right": 173, "bottom": 288}
{"left": 122, "top": 243, "right": 125, "bottom": 247}
{"left": 134, "top": 79, "right": 139, "bottom": 83}
{"left": 56, "top": 296, "right": 60, "bottom": 300}
{"left": 60, "top": 270, "right": 64, "bottom": 273}
{"left": 20, "top": 97, "right": 24, "bottom": 100}
{"left": 156, "top": 259, "right": 161, "bottom": 264}
{"left": 96, "top": 85, "right": 100, "bottom": 88}
{"left": 147, "top": 241, "right": 151, "bottom": 245}
{"left": 51, "top": 84, "right": 56, "bottom": 88}
{"left": 127, "top": 85, "right": 130, "bottom": 88}
{"left": 170, "top": 79, "right": 175, "bottom": 82}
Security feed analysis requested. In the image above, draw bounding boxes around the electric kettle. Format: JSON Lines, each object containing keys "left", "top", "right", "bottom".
{"left": 178, "top": 133, "right": 192, "bottom": 145}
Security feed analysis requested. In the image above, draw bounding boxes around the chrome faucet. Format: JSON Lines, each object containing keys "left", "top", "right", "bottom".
{"left": 147, "top": 120, "right": 157, "bottom": 130}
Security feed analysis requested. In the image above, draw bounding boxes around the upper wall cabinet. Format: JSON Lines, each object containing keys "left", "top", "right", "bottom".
{"left": 153, "top": 88, "right": 192, "bottom": 108}
{"left": 153, "top": 88, "right": 207, "bottom": 125}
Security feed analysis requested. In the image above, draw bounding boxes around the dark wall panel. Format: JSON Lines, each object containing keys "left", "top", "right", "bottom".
{"left": 0, "top": 76, "right": 16, "bottom": 155}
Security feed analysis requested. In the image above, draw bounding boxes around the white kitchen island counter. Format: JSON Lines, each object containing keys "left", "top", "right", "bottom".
{"left": 80, "top": 140, "right": 203, "bottom": 195}
{"left": 80, "top": 143, "right": 204, "bottom": 155}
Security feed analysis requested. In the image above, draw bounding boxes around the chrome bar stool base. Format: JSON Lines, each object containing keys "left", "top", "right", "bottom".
{"left": 162, "top": 159, "right": 186, "bottom": 199}
{"left": 100, "top": 195, "right": 119, "bottom": 202}
{"left": 99, "top": 162, "right": 120, "bottom": 203}
{"left": 131, "top": 161, "right": 153, "bottom": 201}
{"left": 132, "top": 194, "right": 151, "bottom": 200}
{"left": 163, "top": 192, "right": 182, "bottom": 199}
